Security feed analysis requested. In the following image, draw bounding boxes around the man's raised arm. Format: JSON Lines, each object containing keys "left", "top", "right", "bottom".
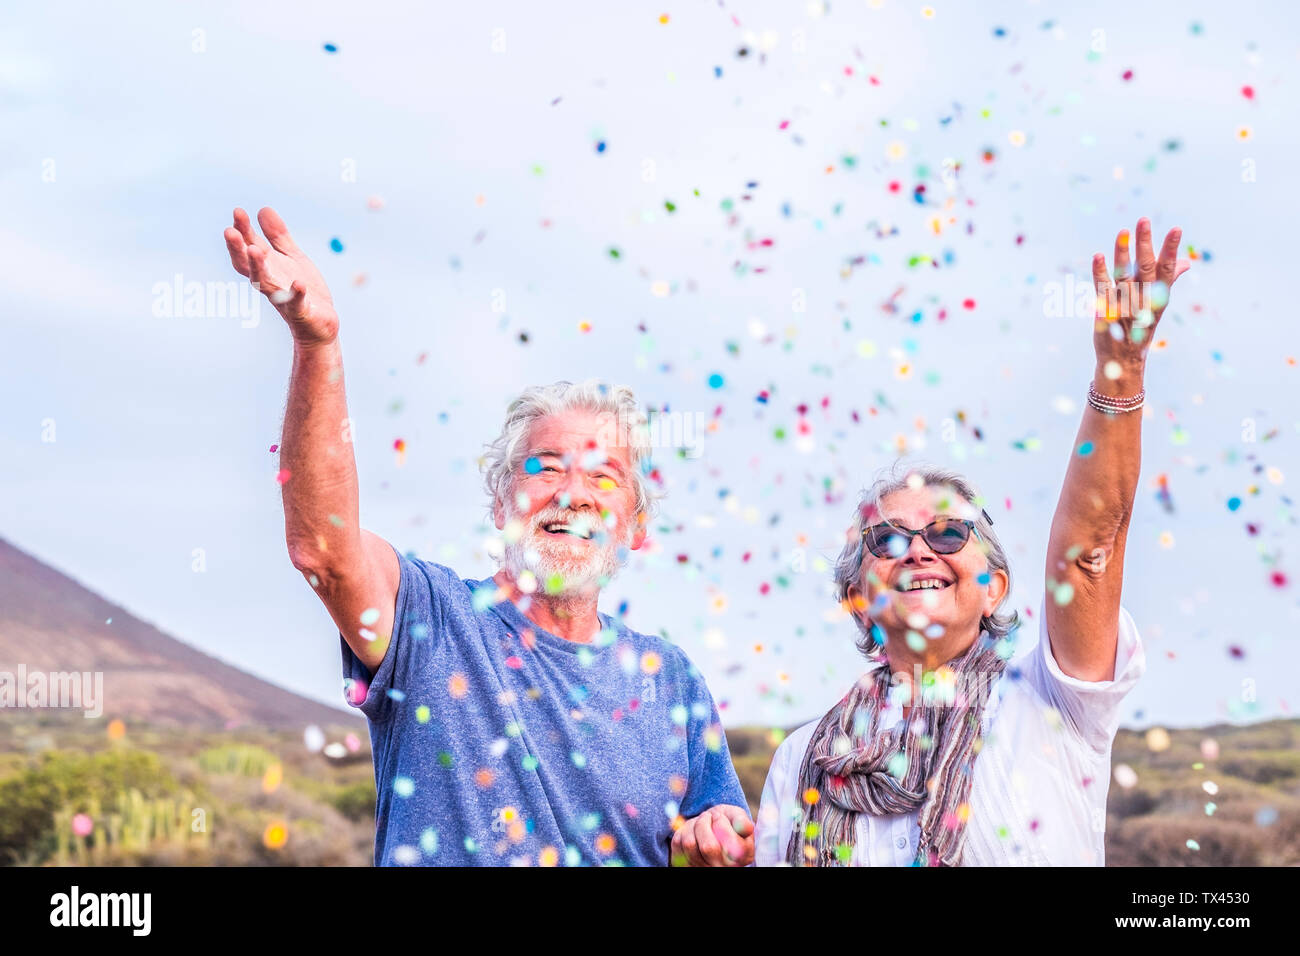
{"left": 223, "top": 206, "right": 398, "bottom": 672}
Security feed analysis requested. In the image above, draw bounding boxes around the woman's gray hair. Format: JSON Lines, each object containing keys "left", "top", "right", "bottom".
{"left": 481, "top": 379, "right": 663, "bottom": 518}
{"left": 833, "top": 459, "right": 1019, "bottom": 656}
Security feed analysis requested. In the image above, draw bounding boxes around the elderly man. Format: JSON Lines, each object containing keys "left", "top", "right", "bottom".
{"left": 223, "top": 206, "right": 752, "bottom": 867}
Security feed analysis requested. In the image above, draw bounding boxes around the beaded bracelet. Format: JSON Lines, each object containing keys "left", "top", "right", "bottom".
{"left": 1088, "top": 380, "right": 1145, "bottom": 415}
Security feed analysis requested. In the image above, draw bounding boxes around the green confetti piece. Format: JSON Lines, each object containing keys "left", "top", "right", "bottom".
{"left": 887, "top": 753, "right": 909, "bottom": 779}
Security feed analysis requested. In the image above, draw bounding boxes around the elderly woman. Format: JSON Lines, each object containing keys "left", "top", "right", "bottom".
{"left": 755, "top": 218, "right": 1190, "bottom": 866}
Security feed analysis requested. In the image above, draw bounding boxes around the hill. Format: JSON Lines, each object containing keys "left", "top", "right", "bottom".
{"left": 0, "top": 536, "right": 359, "bottom": 731}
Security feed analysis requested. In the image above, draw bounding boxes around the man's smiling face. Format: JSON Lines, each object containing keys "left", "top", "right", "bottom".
{"left": 494, "top": 409, "right": 647, "bottom": 593}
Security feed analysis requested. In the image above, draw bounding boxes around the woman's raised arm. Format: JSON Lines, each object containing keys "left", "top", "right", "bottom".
{"left": 1043, "top": 218, "right": 1190, "bottom": 681}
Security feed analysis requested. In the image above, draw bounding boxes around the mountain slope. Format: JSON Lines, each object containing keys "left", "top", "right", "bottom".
{"left": 0, "top": 536, "right": 360, "bottom": 730}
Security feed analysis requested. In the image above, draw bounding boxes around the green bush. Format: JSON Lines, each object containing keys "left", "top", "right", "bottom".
{"left": 196, "top": 744, "right": 279, "bottom": 777}
{"left": 330, "top": 781, "right": 376, "bottom": 822}
{"left": 0, "top": 749, "right": 176, "bottom": 866}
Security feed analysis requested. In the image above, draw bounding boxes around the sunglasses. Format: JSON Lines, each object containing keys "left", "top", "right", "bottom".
{"left": 862, "top": 517, "right": 983, "bottom": 559}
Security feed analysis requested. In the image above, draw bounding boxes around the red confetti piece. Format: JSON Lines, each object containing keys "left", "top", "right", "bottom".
{"left": 275, "top": 469, "right": 291, "bottom": 485}
{"left": 1270, "top": 571, "right": 1288, "bottom": 588}
{"left": 269, "top": 444, "right": 278, "bottom": 453}
{"left": 1121, "top": 69, "right": 1134, "bottom": 81}
{"left": 505, "top": 655, "right": 523, "bottom": 669}
{"left": 962, "top": 298, "right": 976, "bottom": 310}
{"left": 1242, "top": 85, "right": 1255, "bottom": 99}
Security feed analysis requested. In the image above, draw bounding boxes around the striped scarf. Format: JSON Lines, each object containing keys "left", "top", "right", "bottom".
{"left": 785, "top": 633, "right": 1007, "bottom": 867}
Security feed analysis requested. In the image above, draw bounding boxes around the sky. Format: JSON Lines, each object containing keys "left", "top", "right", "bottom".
{"left": 2, "top": 0, "right": 1298, "bottom": 735}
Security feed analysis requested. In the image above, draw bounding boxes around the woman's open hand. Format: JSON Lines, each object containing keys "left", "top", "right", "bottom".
{"left": 223, "top": 207, "right": 339, "bottom": 347}
{"left": 1091, "top": 218, "right": 1190, "bottom": 376}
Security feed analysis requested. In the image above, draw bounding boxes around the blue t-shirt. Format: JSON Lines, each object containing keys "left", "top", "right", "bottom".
{"left": 340, "top": 549, "right": 748, "bottom": 866}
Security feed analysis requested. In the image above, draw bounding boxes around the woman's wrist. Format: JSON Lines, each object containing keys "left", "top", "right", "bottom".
{"left": 1092, "top": 360, "right": 1146, "bottom": 399}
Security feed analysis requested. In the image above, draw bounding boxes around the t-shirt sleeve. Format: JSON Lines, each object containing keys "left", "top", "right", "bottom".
{"left": 1022, "top": 592, "right": 1146, "bottom": 758}
{"left": 339, "top": 547, "right": 453, "bottom": 723}
{"left": 672, "top": 648, "right": 751, "bottom": 823}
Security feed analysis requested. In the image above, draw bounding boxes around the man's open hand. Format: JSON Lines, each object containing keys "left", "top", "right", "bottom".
{"left": 223, "top": 206, "right": 339, "bottom": 346}
{"left": 671, "top": 804, "right": 755, "bottom": 867}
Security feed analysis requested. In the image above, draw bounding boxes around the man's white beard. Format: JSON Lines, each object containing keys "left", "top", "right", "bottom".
{"left": 503, "top": 505, "right": 630, "bottom": 594}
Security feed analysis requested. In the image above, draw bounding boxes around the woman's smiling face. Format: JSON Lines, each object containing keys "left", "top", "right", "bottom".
{"left": 849, "top": 484, "right": 1007, "bottom": 652}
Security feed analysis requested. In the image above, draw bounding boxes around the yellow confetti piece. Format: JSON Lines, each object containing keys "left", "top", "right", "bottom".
{"left": 263, "top": 821, "right": 288, "bottom": 849}
{"left": 107, "top": 719, "right": 126, "bottom": 741}
{"left": 448, "top": 673, "right": 468, "bottom": 699}
{"left": 1145, "top": 727, "right": 1171, "bottom": 752}
{"left": 261, "top": 763, "right": 283, "bottom": 794}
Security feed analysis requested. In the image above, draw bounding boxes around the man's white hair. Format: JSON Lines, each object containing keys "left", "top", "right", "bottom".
{"left": 481, "top": 380, "right": 663, "bottom": 517}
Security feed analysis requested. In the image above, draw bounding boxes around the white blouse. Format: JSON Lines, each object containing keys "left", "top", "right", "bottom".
{"left": 755, "top": 595, "right": 1145, "bottom": 866}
